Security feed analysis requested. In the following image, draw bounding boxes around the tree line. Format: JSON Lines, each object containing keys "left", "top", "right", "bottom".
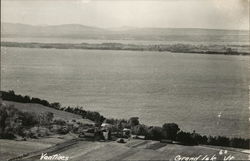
{"left": 109, "top": 117, "right": 249, "bottom": 149}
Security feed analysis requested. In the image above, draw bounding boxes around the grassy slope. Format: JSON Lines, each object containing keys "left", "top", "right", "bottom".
{"left": 3, "top": 101, "right": 94, "bottom": 124}
{"left": 0, "top": 134, "right": 78, "bottom": 161}
{"left": 29, "top": 140, "right": 249, "bottom": 161}
{"left": 2, "top": 139, "right": 248, "bottom": 161}
{"left": 0, "top": 139, "right": 51, "bottom": 161}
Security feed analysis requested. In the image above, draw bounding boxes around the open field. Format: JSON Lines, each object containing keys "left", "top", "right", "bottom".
{"left": 3, "top": 138, "right": 248, "bottom": 161}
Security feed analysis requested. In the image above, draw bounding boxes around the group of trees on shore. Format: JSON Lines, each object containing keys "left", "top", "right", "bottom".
{"left": 116, "top": 117, "right": 249, "bottom": 149}
{"left": 1, "top": 90, "right": 249, "bottom": 149}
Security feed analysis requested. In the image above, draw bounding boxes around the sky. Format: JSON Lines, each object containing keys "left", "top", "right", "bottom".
{"left": 1, "top": 0, "right": 249, "bottom": 30}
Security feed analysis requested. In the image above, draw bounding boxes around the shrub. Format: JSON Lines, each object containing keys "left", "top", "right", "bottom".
{"left": 39, "top": 112, "right": 54, "bottom": 126}
{"left": 0, "top": 104, "right": 55, "bottom": 139}
{"left": 53, "top": 119, "right": 66, "bottom": 125}
{"left": 20, "top": 112, "right": 39, "bottom": 127}
{"left": 57, "top": 126, "right": 70, "bottom": 135}
{"left": 0, "top": 104, "right": 24, "bottom": 139}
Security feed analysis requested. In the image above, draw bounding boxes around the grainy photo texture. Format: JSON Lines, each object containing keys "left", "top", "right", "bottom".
{"left": 0, "top": 0, "right": 249, "bottom": 161}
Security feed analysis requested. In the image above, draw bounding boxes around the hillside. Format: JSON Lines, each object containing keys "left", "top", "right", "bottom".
{"left": 3, "top": 100, "right": 94, "bottom": 124}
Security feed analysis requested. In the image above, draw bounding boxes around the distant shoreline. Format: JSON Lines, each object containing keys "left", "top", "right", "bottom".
{"left": 1, "top": 41, "right": 249, "bottom": 56}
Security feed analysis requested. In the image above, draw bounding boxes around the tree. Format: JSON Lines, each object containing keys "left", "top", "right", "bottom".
{"left": 132, "top": 124, "right": 148, "bottom": 136}
{"left": 208, "top": 136, "right": 217, "bottom": 145}
{"left": 216, "top": 136, "right": 230, "bottom": 147}
{"left": 162, "top": 123, "right": 180, "bottom": 140}
{"left": 128, "top": 117, "right": 139, "bottom": 127}
{"left": 0, "top": 105, "right": 8, "bottom": 134}
{"left": 50, "top": 102, "right": 61, "bottom": 109}
{"left": 117, "top": 119, "right": 129, "bottom": 130}
{"left": 230, "top": 138, "right": 249, "bottom": 149}
{"left": 148, "top": 126, "right": 163, "bottom": 140}
{"left": 23, "top": 95, "right": 31, "bottom": 103}
{"left": 176, "top": 131, "right": 197, "bottom": 145}
{"left": 191, "top": 131, "right": 208, "bottom": 145}
{"left": 20, "top": 112, "right": 39, "bottom": 127}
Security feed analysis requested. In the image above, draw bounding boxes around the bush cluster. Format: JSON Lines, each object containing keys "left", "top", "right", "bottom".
{"left": 0, "top": 104, "right": 54, "bottom": 139}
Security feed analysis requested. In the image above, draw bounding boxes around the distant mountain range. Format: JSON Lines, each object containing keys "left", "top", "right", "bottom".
{"left": 1, "top": 23, "right": 108, "bottom": 38}
{"left": 1, "top": 22, "right": 249, "bottom": 42}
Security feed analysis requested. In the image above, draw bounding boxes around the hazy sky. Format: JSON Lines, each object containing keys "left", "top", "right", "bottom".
{"left": 2, "top": 0, "right": 249, "bottom": 30}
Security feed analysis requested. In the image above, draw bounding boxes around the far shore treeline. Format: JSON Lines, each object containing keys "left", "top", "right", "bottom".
{"left": 2, "top": 41, "right": 250, "bottom": 55}
{"left": 0, "top": 90, "right": 249, "bottom": 149}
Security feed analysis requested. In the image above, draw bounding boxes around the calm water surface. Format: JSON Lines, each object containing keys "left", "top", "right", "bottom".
{"left": 1, "top": 47, "right": 249, "bottom": 138}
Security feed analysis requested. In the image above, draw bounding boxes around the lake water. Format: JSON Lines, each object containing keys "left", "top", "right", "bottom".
{"left": 2, "top": 37, "right": 249, "bottom": 46}
{"left": 1, "top": 47, "right": 249, "bottom": 138}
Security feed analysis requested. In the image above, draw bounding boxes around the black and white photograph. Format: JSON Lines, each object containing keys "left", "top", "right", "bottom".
{"left": 0, "top": 0, "right": 249, "bottom": 160}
